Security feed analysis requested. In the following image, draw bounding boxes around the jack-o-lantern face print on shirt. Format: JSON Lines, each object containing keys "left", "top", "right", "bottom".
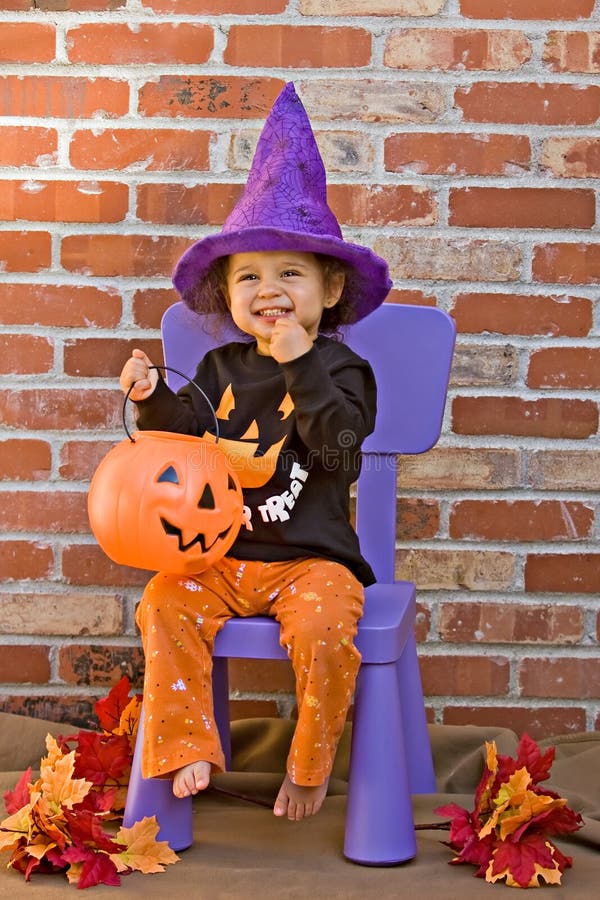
{"left": 201, "top": 383, "right": 295, "bottom": 488}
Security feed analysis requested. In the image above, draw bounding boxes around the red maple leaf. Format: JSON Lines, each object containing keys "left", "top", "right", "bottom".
{"left": 4, "top": 767, "right": 31, "bottom": 814}
{"left": 71, "top": 732, "right": 132, "bottom": 785}
{"left": 62, "top": 845, "right": 122, "bottom": 888}
{"left": 94, "top": 676, "right": 134, "bottom": 733}
{"left": 490, "top": 832, "right": 557, "bottom": 888}
{"left": 514, "top": 733, "right": 555, "bottom": 785}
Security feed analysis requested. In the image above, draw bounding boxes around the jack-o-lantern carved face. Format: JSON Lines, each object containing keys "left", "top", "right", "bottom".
{"left": 202, "top": 384, "right": 294, "bottom": 488}
{"left": 88, "top": 431, "right": 244, "bottom": 574}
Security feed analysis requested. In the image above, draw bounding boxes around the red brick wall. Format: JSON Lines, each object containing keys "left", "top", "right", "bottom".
{"left": 0, "top": 1, "right": 598, "bottom": 739}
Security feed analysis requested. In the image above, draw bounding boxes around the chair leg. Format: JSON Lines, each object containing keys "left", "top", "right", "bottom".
{"left": 344, "top": 661, "right": 417, "bottom": 866}
{"left": 397, "top": 634, "right": 437, "bottom": 794}
{"left": 123, "top": 704, "right": 193, "bottom": 852}
{"left": 212, "top": 656, "right": 232, "bottom": 770}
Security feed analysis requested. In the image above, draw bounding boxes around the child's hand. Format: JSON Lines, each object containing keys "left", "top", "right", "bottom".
{"left": 269, "top": 314, "right": 313, "bottom": 363}
{"left": 119, "top": 349, "right": 159, "bottom": 402}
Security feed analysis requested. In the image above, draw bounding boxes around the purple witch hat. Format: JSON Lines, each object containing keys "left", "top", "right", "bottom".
{"left": 172, "top": 82, "right": 391, "bottom": 321}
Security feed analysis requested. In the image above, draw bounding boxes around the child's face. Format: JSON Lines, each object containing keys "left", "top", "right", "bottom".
{"left": 224, "top": 251, "right": 343, "bottom": 355}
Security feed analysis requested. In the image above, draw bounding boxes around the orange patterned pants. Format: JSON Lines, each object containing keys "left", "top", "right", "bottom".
{"left": 136, "top": 556, "right": 364, "bottom": 787}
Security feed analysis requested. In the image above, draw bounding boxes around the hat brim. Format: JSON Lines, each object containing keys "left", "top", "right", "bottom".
{"left": 172, "top": 227, "right": 392, "bottom": 323}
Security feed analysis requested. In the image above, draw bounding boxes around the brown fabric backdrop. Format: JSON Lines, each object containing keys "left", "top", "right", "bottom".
{"left": 0, "top": 713, "right": 598, "bottom": 898}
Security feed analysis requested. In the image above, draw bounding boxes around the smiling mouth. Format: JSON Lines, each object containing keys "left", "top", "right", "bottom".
{"left": 160, "top": 518, "right": 233, "bottom": 553}
{"left": 257, "top": 308, "right": 290, "bottom": 317}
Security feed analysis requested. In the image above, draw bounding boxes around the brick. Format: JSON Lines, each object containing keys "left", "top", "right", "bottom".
{"left": 520, "top": 657, "right": 600, "bottom": 699}
{"left": 58, "top": 644, "right": 144, "bottom": 689}
{"left": 377, "top": 236, "right": 521, "bottom": 282}
{"left": 385, "top": 132, "right": 530, "bottom": 176}
{"left": 299, "top": 79, "right": 445, "bottom": 124}
{"left": 59, "top": 440, "right": 119, "bottom": 481}
{"left": 528, "top": 450, "right": 600, "bottom": 491}
{"left": 455, "top": 83, "right": 600, "bottom": 125}
{"left": 300, "top": 0, "right": 445, "bottom": 12}
{"left": 0, "top": 389, "right": 122, "bottom": 430}
{"left": 452, "top": 396, "right": 598, "bottom": 439}
{"left": 544, "top": 31, "right": 600, "bottom": 74}
{"left": 450, "top": 343, "right": 518, "bottom": 387}
{"left": 385, "top": 29, "right": 530, "bottom": 71}
{"left": 525, "top": 554, "right": 600, "bottom": 594}
{"left": 229, "top": 659, "right": 294, "bottom": 693}
{"left": 0, "top": 439, "right": 51, "bottom": 481}
{"left": 542, "top": 137, "right": 600, "bottom": 178}
{"left": 230, "top": 129, "right": 375, "bottom": 174}
{"left": 396, "top": 549, "right": 515, "bottom": 591}
{"left": 62, "top": 544, "right": 150, "bottom": 587}
{"left": 70, "top": 128, "right": 212, "bottom": 172}
{"left": 398, "top": 448, "right": 521, "bottom": 491}
{"left": 386, "top": 288, "right": 437, "bottom": 306}
{"left": 459, "top": 1, "right": 595, "bottom": 19}
{"left": 0, "top": 126, "right": 57, "bottom": 166}
{"left": 0, "top": 23, "right": 55, "bottom": 62}
{"left": 442, "top": 706, "right": 586, "bottom": 741}
{"left": 1, "top": 232, "right": 51, "bottom": 273}
{"left": 397, "top": 499, "right": 440, "bottom": 540}
{"left": 449, "top": 500, "right": 593, "bottom": 542}
{"left": 415, "top": 602, "right": 431, "bottom": 643}
{"left": 0, "top": 541, "right": 53, "bottom": 580}
{"left": 449, "top": 188, "right": 595, "bottom": 230}
{"left": 0, "top": 592, "right": 123, "bottom": 636}
{"left": 224, "top": 25, "right": 371, "bottom": 68}
{"left": 0, "top": 491, "right": 89, "bottom": 533}
{"left": 438, "top": 602, "right": 584, "bottom": 645}
{"left": 0, "top": 180, "right": 128, "bottom": 223}
{"left": 0, "top": 646, "right": 50, "bottom": 683}
{"left": 451, "top": 292, "right": 593, "bottom": 337}
{"left": 328, "top": 184, "right": 436, "bottom": 226}
{"left": 528, "top": 347, "right": 600, "bottom": 389}
{"left": 0, "top": 76, "right": 128, "bottom": 118}
{"left": 533, "top": 243, "right": 600, "bottom": 284}
{"left": 420, "top": 655, "right": 509, "bottom": 697}
{"left": 64, "top": 337, "right": 163, "bottom": 377}
{"left": 0, "top": 694, "right": 96, "bottom": 730}
{"left": 0, "top": 334, "right": 53, "bottom": 375}
{"left": 61, "top": 234, "right": 190, "bottom": 277}
{"left": 0, "top": 284, "right": 121, "bottom": 328}
{"left": 143, "top": 0, "right": 286, "bottom": 11}
{"left": 35, "top": 1, "right": 126, "bottom": 7}
{"left": 137, "top": 183, "right": 244, "bottom": 226}
{"left": 133, "top": 289, "right": 178, "bottom": 329}
{"left": 67, "top": 23, "right": 213, "bottom": 64}
{"left": 139, "top": 76, "right": 284, "bottom": 119}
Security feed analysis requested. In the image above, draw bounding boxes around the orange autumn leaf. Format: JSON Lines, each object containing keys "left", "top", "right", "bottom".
{"left": 0, "top": 804, "right": 33, "bottom": 850}
{"left": 37, "top": 735, "right": 93, "bottom": 811}
{"left": 499, "top": 793, "right": 567, "bottom": 842}
{"left": 110, "top": 817, "right": 179, "bottom": 874}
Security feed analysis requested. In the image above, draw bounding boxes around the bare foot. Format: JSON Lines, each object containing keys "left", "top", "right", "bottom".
{"left": 172, "top": 760, "right": 211, "bottom": 798}
{"left": 273, "top": 773, "right": 329, "bottom": 821}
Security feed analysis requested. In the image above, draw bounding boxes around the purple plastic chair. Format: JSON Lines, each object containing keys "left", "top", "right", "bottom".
{"left": 123, "top": 301, "right": 456, "bottom": 865}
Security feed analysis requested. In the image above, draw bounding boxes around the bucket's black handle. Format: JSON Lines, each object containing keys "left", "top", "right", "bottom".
{"left": 122, "top": 365, "right": 219, "bottom": 444}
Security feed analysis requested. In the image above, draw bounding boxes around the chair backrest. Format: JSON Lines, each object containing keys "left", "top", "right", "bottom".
{"left": 162, "top": 302, "right": 455, "bottom": 583}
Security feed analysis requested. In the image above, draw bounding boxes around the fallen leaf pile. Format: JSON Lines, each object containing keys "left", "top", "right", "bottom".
{"left": 436, "top": 733, "right": 583, "bottom": 888}
{"left": 0, "top": 677, "right": 178, "bottom": 888}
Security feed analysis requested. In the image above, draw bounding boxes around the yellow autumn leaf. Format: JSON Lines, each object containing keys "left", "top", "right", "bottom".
{"left": 0, "top": 804, "right": 33, "bottom": 849}
{"left": 485, "top": 740, "right": 498, "bottom": 775}
{"left": 110, "top": 816, "right": 179, "bottom": 874}
{"left": 38, "top": 737, "right": 92, "bottom": 811}
{"left": 495, "top": 766, "right": 531, "bottom": 808}
{"left": 499, "top": 792, "right": 566, "bottom": 841}
{"left": 487, "top": 856, "right": 563, "bottom": 888}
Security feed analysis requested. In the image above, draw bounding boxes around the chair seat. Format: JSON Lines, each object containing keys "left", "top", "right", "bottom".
{"left": 213, "top": 581, "right": 416, "bottom": 665}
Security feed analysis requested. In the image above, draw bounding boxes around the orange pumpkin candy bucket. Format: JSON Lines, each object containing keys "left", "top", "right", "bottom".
{"left": 88, "top": 367, "right": 244, "bottom": 575}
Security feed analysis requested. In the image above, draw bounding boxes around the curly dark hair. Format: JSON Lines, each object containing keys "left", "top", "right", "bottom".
{"left": 183, "top": 253, "right": 359, "bottom": 337}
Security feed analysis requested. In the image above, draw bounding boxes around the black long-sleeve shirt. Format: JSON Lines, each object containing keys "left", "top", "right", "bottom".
{"left": 136, "top": 336, "right": 377, "bottom": 585}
